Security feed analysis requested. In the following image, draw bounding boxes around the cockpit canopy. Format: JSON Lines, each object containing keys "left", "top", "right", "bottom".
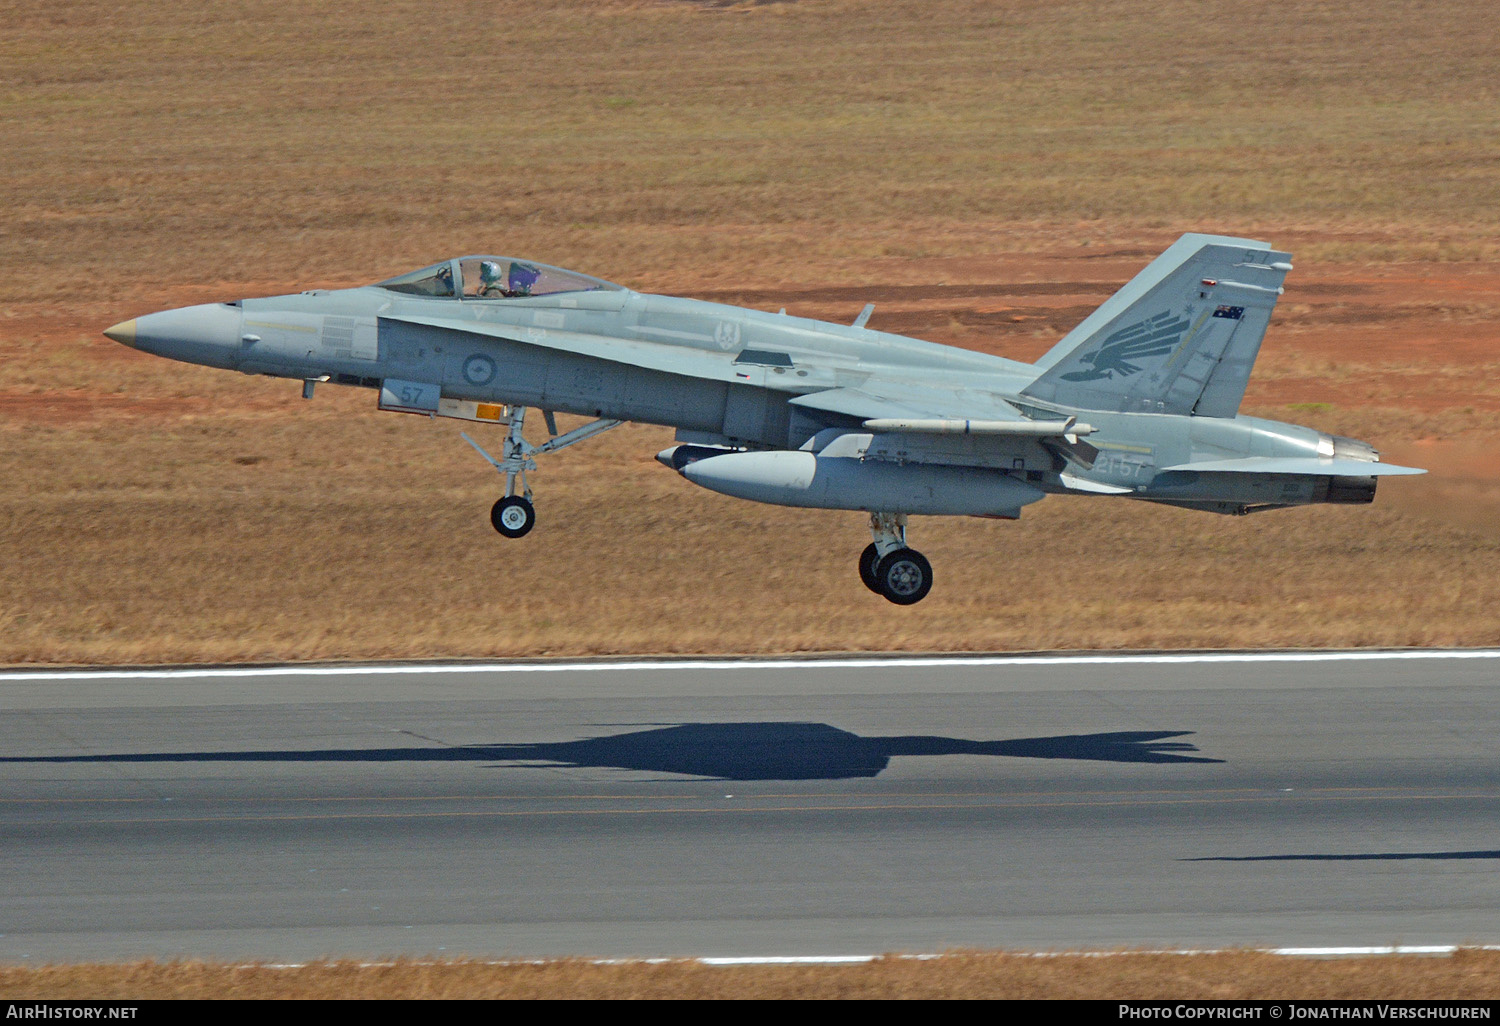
{"left": 376, "top": 257, "right": 622, "bottom": 299}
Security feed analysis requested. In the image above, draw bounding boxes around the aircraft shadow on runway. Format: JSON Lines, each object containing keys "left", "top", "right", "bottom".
{"left": 0, "top": 722, "right": 1221, "bottom": 780}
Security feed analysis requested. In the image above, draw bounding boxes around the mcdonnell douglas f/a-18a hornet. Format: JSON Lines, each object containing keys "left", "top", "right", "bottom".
{"left": 104, "top": 233, "right": 1423, "bottom": 605}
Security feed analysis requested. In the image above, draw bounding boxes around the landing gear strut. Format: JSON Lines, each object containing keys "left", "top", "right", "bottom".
{"left": 463, "top": 407, "right": 622, "bottom": 539}
{"left": 862, "top": 512, "right": 933, "bottom": 605}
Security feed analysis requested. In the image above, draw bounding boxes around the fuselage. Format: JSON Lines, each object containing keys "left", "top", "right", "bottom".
{"left": 102, "top": 241, "right": 1420, "bottom": 605}
{"left": 103, "top": 257, "right": 1401, "bottom": 518}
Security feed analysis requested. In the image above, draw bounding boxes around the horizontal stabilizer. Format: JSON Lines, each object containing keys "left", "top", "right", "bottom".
{"left": 1159, "top": 457, "right": 1425, "bottom": 477}
{"left": 1060, "top": 472, "right": 1131, "bottom": 494}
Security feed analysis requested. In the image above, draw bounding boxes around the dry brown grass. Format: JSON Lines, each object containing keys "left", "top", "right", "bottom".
{"left": 5, "top": 0, "right": 1500, "bottom": 303}
{"left": 3, "top": 0, "right": 1499, "bottom": 664}
{"left": 1, "top": 393, "right": 1497, "bottom": 665}
{"left": 4, "top": 951, "right": 1500, "bottom": 999}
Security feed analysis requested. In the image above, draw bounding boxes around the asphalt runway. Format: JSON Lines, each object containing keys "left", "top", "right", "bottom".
{"left": 1, "top": 653, "right": 1498, "bottom": 963}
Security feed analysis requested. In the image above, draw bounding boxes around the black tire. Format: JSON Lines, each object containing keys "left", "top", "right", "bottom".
{"left": 874, "top": 547, "right": 933, "bottom": 605}
{"left": 858, "top": 543, "right": 882, "bottom": 594}
{"left": 490, "top": 496, "right": 535, "bottom": 538}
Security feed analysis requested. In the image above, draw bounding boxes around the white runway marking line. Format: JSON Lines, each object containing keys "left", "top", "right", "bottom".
{"left": 252, "top": 945, "right": 1500, "bottom": 970}
{"left": 4, "top": 649, "right": 1500, "bottom": 682}
{"left": 686, "top": 945, "right": 1500, "bottom": 963}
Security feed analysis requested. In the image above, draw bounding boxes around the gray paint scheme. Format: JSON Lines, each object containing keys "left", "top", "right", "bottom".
{"left": 104, "top": 234, "right": 1422, "bottom": 599}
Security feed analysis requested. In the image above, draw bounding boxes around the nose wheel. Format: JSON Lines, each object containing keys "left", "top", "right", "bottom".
{"left": 861, "top": 512, "right": 933, "bottom": 604}
{"left": 460, "top": 407, "right": 623, "bottom": 542}
{"left": 491, "top": 496, "right": 535, "bottom": 538}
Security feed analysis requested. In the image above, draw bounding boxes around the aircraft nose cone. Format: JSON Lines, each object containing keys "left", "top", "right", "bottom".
{"left": 103, "top": 319, "right": 137, "bottom": 348}
{"left": 124, "top": 303, "right": 245, "bottom": 368}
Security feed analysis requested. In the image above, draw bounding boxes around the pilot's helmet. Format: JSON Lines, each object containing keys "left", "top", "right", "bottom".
{"left": 479, "top": 260, "right": 503, "bottom": 286}
{"left": 508, "top": 262, "right": 541, "bottom": 293}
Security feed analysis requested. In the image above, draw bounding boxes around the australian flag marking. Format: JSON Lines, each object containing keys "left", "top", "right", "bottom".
{"left": 1213, "top": 305, "right": 1244, "bottom": 320}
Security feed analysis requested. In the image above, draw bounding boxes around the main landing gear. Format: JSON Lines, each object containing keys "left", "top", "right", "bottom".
{"left": 462, "top": 407, "right": 622, "bottom": 539}
{"left": 861, "top": 512, "right": 933, "bottom": 605}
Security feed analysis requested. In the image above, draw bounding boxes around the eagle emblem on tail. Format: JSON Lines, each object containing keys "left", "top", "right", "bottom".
{"left": 1059, "top": 310, "right": 1190, "bottom": 382}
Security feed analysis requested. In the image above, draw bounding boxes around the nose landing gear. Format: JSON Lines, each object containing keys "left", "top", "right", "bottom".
{"left": 462, "top": 407, "right": 623, "bottom": 539}
{"left": 862, "top": 512, "right": 933, "bottom": 605}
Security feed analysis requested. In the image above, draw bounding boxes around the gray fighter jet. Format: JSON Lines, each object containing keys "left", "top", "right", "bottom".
{"left": 104, "top": 234, "right": 1422, "bottom": 605}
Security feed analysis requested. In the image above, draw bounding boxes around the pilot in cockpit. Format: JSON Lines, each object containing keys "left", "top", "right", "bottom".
{"left": 477, "top": 260, "right": 507, "bottom": 297}
{"left": 476, "top": 260, "right": 542, "bottom": 298}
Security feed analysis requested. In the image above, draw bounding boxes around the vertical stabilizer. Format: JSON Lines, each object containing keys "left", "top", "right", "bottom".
{"left": 1023, "top": 234, "right": 1290, "bottom": 417}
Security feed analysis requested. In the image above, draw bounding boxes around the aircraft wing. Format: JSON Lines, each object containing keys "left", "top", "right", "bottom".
{"left": 789, "top": 379, "right": 1093, "bottom": 471}
{"left": 789, "top": 381, "right": 1043, "bottom": 425}
{"left": 787, "top": 386, "right": 940, "bottom": 421}
{"left": 1159, "top": 457, "right": 1425, "bottom": 476}
{"left": 386, "top": 313, "right": 1058, "bottom": 439}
